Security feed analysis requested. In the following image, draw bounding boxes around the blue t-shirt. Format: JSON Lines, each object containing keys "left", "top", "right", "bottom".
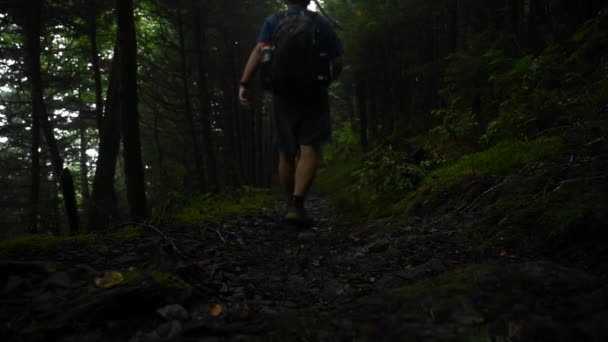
{"left": 257, "top": 8, "right": 344, "bottom": 59}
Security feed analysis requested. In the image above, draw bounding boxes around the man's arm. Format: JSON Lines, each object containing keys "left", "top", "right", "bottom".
{"left": 240, "top": 42, "right": 264, "bottom": 86}
{"left": 239, "top": 43, "right": 264, "bottom": 108}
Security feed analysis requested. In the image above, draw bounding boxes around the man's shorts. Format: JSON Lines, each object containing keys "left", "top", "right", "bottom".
{"left": 271, "top": 88, "right": 331, "bottom": 155}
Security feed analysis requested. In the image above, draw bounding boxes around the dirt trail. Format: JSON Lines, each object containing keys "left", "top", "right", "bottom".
{"left": 1, "top": 195, "right": 606, "bottom": 341}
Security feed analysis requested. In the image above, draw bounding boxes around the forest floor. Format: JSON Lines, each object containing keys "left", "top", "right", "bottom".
{"left": 1, "top": 194, "right": 608, "bottom": 341}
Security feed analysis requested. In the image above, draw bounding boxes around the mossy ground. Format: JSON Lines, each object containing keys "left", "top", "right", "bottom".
{"left": 0, "top": 187, "right": 277, "bottom": 258}
{"left": 0, "top": 226, "right": 144, "bottom": 258}
{"left": 172, "top": 187, "right": 277, "bottom": 225}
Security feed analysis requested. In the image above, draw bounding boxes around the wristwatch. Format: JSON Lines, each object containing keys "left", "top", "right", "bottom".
{"left": 239, "top": 81, "right": 248, "bottom": 88}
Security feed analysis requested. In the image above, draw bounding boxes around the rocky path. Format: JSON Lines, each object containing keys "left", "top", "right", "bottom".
{"left": 1, "top": 195, "right": 607, "bottom": 341}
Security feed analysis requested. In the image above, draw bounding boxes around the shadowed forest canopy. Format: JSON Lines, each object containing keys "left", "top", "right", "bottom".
{"left": 0, "top": 0, "right": 286, "bottom": 234}
{"left": 0, "top": 0, "right": 606, "bottom": 234}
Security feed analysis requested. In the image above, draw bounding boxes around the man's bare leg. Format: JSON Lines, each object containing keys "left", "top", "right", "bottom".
{"left": 278, "top": 153, "right": 295, "bottom": 203}
{"left": 283, "top": 145, "right": 320, "bottom": 224}
{"left": 294, "top": 145, "right": 321, "bottom": 198}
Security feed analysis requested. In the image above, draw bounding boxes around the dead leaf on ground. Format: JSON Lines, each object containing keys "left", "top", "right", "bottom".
{"left": 209, "top": 303, "right": 223, "bottom": 317}
{"left": 446, "top": 260, "right": 462, "bottom": 270}
{"left": 349, "top": 230, "right": 370, "bottom": 241}
{"left": 94, "top": 271, "right": 124, "bottom": 289}
{"left": 366, "top": 240, "right": 390, "bottom": 253}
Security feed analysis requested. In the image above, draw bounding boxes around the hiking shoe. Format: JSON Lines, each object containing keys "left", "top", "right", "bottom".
{"left": 285, "top": 205, "right": 314, "bottom": 227}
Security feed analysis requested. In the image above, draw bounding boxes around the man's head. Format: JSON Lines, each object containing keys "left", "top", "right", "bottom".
{"left": 284, "top": 0, "right": 311, "bottom": 8}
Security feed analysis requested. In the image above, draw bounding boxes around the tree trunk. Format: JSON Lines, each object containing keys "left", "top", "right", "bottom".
{"left": 177, "top": 10, "right": 205, "bottom": 193}
{"left": 89, "top": 6, "right": 104, "bottom": 136}
{"left": 448, "top": 0, "right": 459, "bottom": 51}
{"left": 230, "top": 39, "right": 245, "bottom": 185}
{"left": 254, "top": 105, "right": 263, "bottom": 186}
{"left": 79, "top": 122, "right": 91, "bottom": 204}
{"left": 24, "top": 0, "right": 79, "bottom": 234}
{"left": 527, "top": 0, "right": 541, "bottom": 51}
{"left": 153, "top": 109, "right": 165, "bottom": 182}
{"left": 28, "top": 88, "right": 41, "bottom": 233}
{"left": 355, "top": 71, "right": 368, "bottom": 148}
{"left": 89, "top": 49, "right": 121, "bottom": 230}
{"left": 398, "top": 72, "right": 413, "bottom": 134}
{"left": 60, "top": 169, "right": 78, "bottom": 235}
{"left": 221, "top": 76, "right": 240, "bottom": 187}
{"left": 51, "top": 176, "right": 60, "bottom": 235}
{"left": 343, "top": 78, "right": 356, "bottom": 125}
{"left": 116, "top": 0, "right": 148, "bottom": 221}
{"left": 381, "top": 60, "right": 393, "bottom": 136}
{"left": 368, "top": 79, "right": 378, "bottom": 141}
{"left": 192, "top": 0, "right": 218, "bottom": 191}
{"left": 508, "top": 0, "right": 522, "bottom": 49}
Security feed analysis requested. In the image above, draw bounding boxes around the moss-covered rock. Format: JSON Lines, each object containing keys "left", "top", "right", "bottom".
{"left": 149, "top": 270, "right": 192, "bottom": 303}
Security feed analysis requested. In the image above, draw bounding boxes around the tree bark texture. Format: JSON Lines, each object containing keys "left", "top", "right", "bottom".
{"left": 355, "top": 72, "right": 368, "bottom": 148}
{"left": 89, "top": 49, "right": 121, "bottom": 230}
{"left": 79, "top": 120, "right": 91, "bottom": 204}
{"left": 116, "top": 0, "right": 149, "bottom": 221}
{"left": 89, "top": 6, "right": 105, "bottom": 136}
{"left": 24, "top": 0, "right": 79, "bottom": 234}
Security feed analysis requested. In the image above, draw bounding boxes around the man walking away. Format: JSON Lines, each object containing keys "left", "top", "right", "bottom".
{"left": 239, "top": 0, "right": 343, "bottom": 226}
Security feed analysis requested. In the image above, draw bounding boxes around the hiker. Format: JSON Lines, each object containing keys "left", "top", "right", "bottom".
{"left": 239, "top": 0, "right": 343, "bottom": 225}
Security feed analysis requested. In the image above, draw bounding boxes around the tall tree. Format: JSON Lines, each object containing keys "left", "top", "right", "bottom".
{"left": 192, "top": 0, "right": 217, "bottom": 191}
{"left": 176, "top": 9, "right": 204, "bottom": 193}
{"left": 116, "top": 0, "right": 148, "bottom": 221}
{"left": 23, "top": 0, "right": 79, "bottom": 234}
{"left": 89, "top": 51, "right": 121, "bottom": 230}
{"left": 78, "top": 89, "right": 91, "bottom": 207}
{"left": 355, "top": 71, "right": 368, "bottom": 148}
{"left": 87, "top": 0, "right": 105, "bottom": 136}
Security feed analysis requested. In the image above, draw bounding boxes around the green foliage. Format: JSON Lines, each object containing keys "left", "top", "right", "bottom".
{"left": 172, "top": 187, "right": 276, "bottom": 225}
{"left": 323, "top": 122, "right": 360, "bottom": 164}
{"left": 318, "top": 9, "right": 607, "bottom": 265}
{"left": 429, "top": 97, "right": 478, "bottom": 152}
{"left": 433, "top": 10, "right": 608, "bottom": 151}
{"left": 319, "top": 129, "right": 425, "bottom": 218}
{"left": 352, "top": 149, "right": 423, "bottom": 195}
{"left": 321, "top": 131, "right": 572, "bottom": 232}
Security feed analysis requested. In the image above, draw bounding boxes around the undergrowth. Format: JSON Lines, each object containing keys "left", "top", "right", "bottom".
{"left": 171, "top": 187, "right": 277, "bottom": 225}
{"left": 318, "top": 9, "right": 607, "bottom": 259}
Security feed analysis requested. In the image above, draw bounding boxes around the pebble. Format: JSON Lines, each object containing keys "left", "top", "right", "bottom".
{"left": 157, "top": 304, "right": 190, "bottom": 321}
{"left": 46, "top": 272, "right": 72, "bottom": 289}
{"left": 297, "top": 232, "right": 316, "bottom": 241}
{"left": 156, "top": 320, "right": 183, "bottom": 338}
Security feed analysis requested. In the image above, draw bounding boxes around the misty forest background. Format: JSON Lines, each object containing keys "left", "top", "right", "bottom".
{"left": 0, "top": 0, "right": 606, "bottom": 239}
